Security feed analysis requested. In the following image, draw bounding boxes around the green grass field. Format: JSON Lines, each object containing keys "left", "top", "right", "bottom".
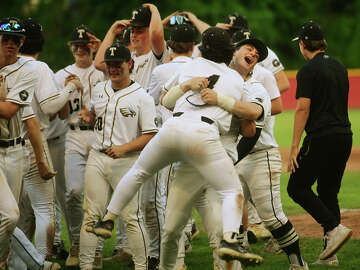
{"left": 56, "top": 110, "right": 360, "bottom": 269}
{"left": 274, "top": 109, "right": 360, "bottom": 147}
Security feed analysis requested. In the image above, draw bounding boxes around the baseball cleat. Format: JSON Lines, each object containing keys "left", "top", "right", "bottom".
{"left": 217, "top": 240, "right": 263, "bottom": 265}
{"left": 263, "top": 237, "right": 283, "bottom": 254}
{"left": 319, "top": 224, "right": 352, "bottom": 260}
{"left": 312, "top": 255, "right": 339, "bottom": 266}
{"left": 65, "top": 244, "right": 79, "bottom": 267}
{"left": 52, "top": 241, "right": 69, "bottom": 260}
{"left": 248, "top": 222, "right": 272, "bottom": 239}
{"left": 288, "top": 262, "right": 309, "bottom": 270}
{"left": 148, "top": 256, "right": 159, "bottom": 270}
{"left": 86, "top": 219, "right": 114, "bottom": 239}
{"left": 43, "top": 261, "right": 61, "bottom": 270}
{"left": 103, "top": 248, "right": 133, "bottom": 263}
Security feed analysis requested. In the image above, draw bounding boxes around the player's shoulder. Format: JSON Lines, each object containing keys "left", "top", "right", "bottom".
{"left": 55, "top": 64, "right": 73, "bottom": 76}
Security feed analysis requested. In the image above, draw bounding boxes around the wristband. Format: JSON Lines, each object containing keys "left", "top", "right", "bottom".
{"left": 161, "top": 85, "right": 185, "bottom": 108}
{"left": 217, "top": 94, "right": 235, "bottom": 112}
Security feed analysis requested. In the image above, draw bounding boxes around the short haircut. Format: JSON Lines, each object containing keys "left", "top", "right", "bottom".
{"left": 200, "top": 47, "right": 234, "bottom": 65}
{"left": 166, "top": 40, "right": 194, "bottom": 54}
{"left": 303, "top": 39, "right": 328, "bottom": 52}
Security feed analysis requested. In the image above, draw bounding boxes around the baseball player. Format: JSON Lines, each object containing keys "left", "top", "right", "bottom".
{"left": 78, "top": 43, "right": 158, "bottom": 270}
{"left": 54, "top": 24, "right": 105, "bottom": 268}
{"left": 94, "top": 4, "right": 168, "bottom": 268}
{"left": 147, "top": 24, "right": 197, "bottom": 270}
{"left": 0, "top": 16, "right": 36, "bottom": 266}
{"left": 6, "top": 18, "right": 85, "bottom": 270}
{"left": 231, "top": 31, "right": 308, "bottom": 270}
{"left": 231, "top": 28, "right": 284, "bottom": 250}
{"left": 89, "top": 27, "right": 264, "bottom": 269}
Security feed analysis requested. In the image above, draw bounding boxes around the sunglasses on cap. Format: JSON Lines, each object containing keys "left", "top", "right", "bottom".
{"left": 0, "top": 22, "right": 22, "bottom": 32}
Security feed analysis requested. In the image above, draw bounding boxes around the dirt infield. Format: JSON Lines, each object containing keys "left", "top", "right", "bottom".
{"left": 279, "top": 146, "right": 360, "bottom": 172}
{"left": 289, "top": 209, "right": 360, "bottom": 239}
{"left": 281, "top": 147, "right": 360, "bottom": 239}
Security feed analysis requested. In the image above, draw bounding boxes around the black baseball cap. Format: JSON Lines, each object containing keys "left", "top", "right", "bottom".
{"left": 170, "top": 24, "right": 197, "bottom": 43}
{"left": 0, "top": 17, "right": 25, "bottom": 37}
{"left": 130, "top": 7, "right": 151, "bottom": 28}
{"left": 104, "top": 43, "right": 131, "bottom": 63}
{"left": 292, "top": 21, "right": 324, "bottom": 41}
{"left": 69, "top": 24, "right": 94, "bottom": 44}
{"left": 232, "top": 28, "right": 268, "bottom": 62}
{"left": 199, "top": 27, "right": 234, "bottom": 52}
{"left": 21, "top": 18, "right": 43, "bottom": 41}
{"left": 225, "top": 13, "right": 248, "bottom": 30}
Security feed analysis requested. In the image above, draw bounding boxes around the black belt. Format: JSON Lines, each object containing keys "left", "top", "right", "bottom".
{"left": 0, "top": 137, "right": 22, "bottom": 148}
{"left": 173, "top": 112, "right": 214, "bottom": 125}
{"left": 70, "top": 124, "right": 93, "bottom": 131}
{"left": 48, "top": 136, "right": 60, "bottom": 141}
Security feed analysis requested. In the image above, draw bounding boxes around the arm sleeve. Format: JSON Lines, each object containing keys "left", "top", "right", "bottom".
{"left": 296, "top": 67, "right": 314, "bottom": 99}
{"left": 234, "top": 127, "right": 262, "bottom": 165}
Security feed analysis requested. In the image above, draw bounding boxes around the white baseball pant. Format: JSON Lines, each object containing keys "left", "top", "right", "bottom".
{"left": 0, "top": 144, "right": 23, "bottom": 261}
{"left": 107, "top": 117, "right": 244, "bottom": 251}
{"left": 79, "top": 149, "right": 148, "bottom": 270}
{"left": 47, "top": 134, "right": 71, "bottom": 244}
{"left": 7, "top": 227, "right": 47, "bottom": 270}
{"left": 236, "top": 148, "right": 288, "bottom": 231}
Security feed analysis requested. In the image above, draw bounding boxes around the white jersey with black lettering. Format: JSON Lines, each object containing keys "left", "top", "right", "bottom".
{"left": 258, "top": 47, "right": 284, "bottom": 75}
{"left": 54, "top": 63, "right": 105, "bottom": 126}
{"left": 131, "top": 47, "right": 168, "bottom": 91}
{"left": 165, "top": 57, "right": 244, "bottom": 135}
{"left": 91, "top": 81, "right": 158, "bottom": 151}
{"left": 0, "top": 57, "right": 36, "bottom": 140}
{"left": 20, "top": 56, "right": 59, "bottom": 138}
{"left": 54, "top": 63, "right": 105, "bottom": 155}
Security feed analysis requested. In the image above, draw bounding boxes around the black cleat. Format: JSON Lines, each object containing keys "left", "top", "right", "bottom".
{"left": 86, "top": 219, "right": 114, "bottom": 239}
{"left": 217, "top": 240, "right": 263, "bottom": 266}
{"left": 52, "top": 240, "right": 68, "bottom": 260}
{"left": 247, "top": 230, "right": 258, "bottom": 244}
{"left": 148, "top": 256, "right": 159, "bottom": 270}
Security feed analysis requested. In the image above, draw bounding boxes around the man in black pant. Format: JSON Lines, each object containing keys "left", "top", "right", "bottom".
{"left": 287, "top": 21, "right": 353, "bottom": 267}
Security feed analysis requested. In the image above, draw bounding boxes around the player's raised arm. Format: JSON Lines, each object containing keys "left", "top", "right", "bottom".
{"left": 94, "top": 20, "right": 130, "bottom": 72}
{"left": 143, "top": 3, "right": 165, "bottom": 58}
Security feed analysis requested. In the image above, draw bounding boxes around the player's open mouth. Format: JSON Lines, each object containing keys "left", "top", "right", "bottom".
{"left": 244, "top": 56, "right": 252, "bottom": 65}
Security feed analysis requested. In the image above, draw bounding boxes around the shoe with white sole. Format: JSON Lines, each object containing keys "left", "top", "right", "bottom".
{"left": 312, "top": 255, "right": 339, "bottom": 266}
{"left": 319, "top": 224, "right": 352, "bottom": 260}
{"left": 217, "top": 240, "right": 263, "bottom": 265}
{"left": 289, "top": 262, "right": 309, "bottom": 270}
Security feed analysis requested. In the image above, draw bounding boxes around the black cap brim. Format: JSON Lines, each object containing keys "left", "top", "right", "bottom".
{"left": 0, "top": 31, "right": 25, "bottom": 37}
{"left": 235, "top": 38, "right": 268, "bottom": 62}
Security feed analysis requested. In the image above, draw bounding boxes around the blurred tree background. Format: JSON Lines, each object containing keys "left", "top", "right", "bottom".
{"left": 2, "top": 0, "right": 360, "bottom": 71}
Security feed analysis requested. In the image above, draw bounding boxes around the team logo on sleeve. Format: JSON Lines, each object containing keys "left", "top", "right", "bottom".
{"left": 19, "top": 90, "right": 29, "bottom": 101}
{"left": 272, "top": 59, "right": 280, "bottom": 67}
{"left": 120, "top": 108, "right": 136, "bottom": 117}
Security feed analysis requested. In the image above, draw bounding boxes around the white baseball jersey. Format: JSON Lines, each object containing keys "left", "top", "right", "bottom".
{"left": 131, "top": 46, "right": 168, "bottom": 91}
{"left": 165, "top": 57, "right": 245, "bottom": 135}
{"left": 0, "top": 57, "right": 36, "bottom": 140}
{"left": 47, "top": 117, "right": 68, "bottom": 139}
{"left": 149, "top": 56, "right": 192, "bottom": 124}
{"left": 20, "top": 56, "right": 60, "bottom": 138}
{"left": 55, "top": 63, "right": 105, "bottom": 125}
{"left": 91, "top": 81, "right": 158, "bottom": 151}
{"left": 55, "top": 63, "right": 105, "bottom": 155}
{"left": 251, "top": 64, "right": 281, "bottom": 150}
{"left": 237, "top": 78, "right": 273, "bottom": 152}
{"left": 258, "top": 47, "right": 284, "bottom": 75}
